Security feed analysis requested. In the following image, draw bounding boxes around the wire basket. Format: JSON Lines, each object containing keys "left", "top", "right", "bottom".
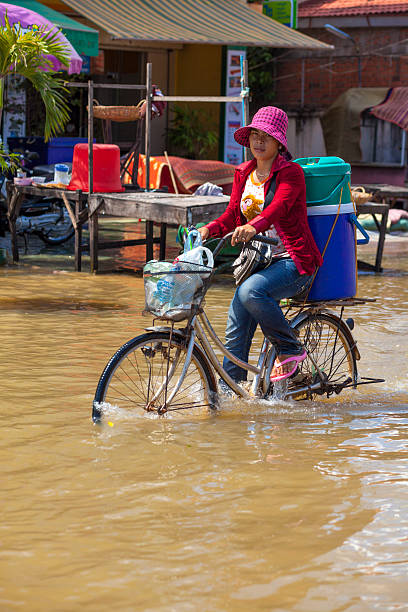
{"left": 143, "top": 260, "right": 213, "bottom": 321}
{"left": 88, "top": 99, "right": 145, "bottom": 122}
{"left": 351, "top": 186, "right": 373, "bottom": 206}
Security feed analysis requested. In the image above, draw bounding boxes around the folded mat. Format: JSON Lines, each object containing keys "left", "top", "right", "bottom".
{"left": 123, "top": 153, "right": 236, "bottom": 194}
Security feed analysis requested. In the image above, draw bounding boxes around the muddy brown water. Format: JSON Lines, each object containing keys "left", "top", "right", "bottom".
{"left": 1, "top": 227, "right": 407, "bottom": 611}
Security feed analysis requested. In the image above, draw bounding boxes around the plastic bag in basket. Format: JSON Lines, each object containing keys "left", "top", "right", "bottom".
{"left": 143, "top": 246, "right": 214, "bottom": 320}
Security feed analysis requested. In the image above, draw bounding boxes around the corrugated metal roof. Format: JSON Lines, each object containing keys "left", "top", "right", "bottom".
{"left": 299, "top": 0, "right": 408, "bottom": 18}
{"left": 371, "top": 87, "right": 408, "bottom": 130}
{"left": 60, "top": 0, "right": 332, "bottom": 48}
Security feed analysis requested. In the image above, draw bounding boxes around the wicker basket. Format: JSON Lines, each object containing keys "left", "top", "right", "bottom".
{"left": 143, "top": 260, "right": 212, "bottom": 321}
{"left": 88, "top": 99, "right": 145, "bottom": 122}
{"left": 351, "top": 186, "right": 373, "bottom": 205}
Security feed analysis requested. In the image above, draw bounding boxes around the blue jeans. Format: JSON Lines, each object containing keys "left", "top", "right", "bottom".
{"left": 223, "top": 258, "right": 312, "bottom": 382}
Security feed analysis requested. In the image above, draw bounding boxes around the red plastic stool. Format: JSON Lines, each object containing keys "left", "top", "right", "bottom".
{"left": 68, "top": 143, "right": 125, "bottom": 192}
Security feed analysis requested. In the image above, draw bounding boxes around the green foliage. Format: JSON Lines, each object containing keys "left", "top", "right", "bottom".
{"left": 0, "top": 142, "right": 20, "bottom": 174}
{"left": 0, "top": 13, "right": 70, "bottom": 140}
{"left": 167, "top": 105, "right": 218, "bottom": 159}
{"left": 247, "top": 47, "right": 276, "bottom": 112}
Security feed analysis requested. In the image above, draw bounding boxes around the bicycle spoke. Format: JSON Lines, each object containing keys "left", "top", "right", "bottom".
{"left": 292, "top": 313, "right": 357, "bottom": 397}
{"left": 95, "top": 332, "right": 215, "bottom": 417}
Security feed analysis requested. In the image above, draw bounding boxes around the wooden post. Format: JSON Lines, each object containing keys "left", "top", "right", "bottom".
{"left": 89, "top": 202, "right": 99, "bottom": 273}
{"left": 146, "top": 220, "right": 154, "bottom": 261}
{"left": 7, "top": 187, "right": 23, "bottom": 263}
{"left": 145, "top": 62, "right": 152, "bottom": 192}
{"left": 88, "top": 80, "right": 94, "bottom": 195}
{"left": 375, "top": 205, "right": 389, "bottom": 272}
{"left": 159, "top": 223, "right": 167, "bottom": 260}
{"left": 75, "top": 198, "right": 82, "bottom": 272}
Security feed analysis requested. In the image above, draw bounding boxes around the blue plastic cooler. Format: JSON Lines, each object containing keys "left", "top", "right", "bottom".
{"left": 306, "top": 203, "right": 369, "bottom": 300}
{"left": 294, "top": 156, "right": 369, "bottom": 301}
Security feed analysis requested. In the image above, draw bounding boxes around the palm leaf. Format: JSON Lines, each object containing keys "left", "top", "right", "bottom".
{"left": 0, "top": 13, "right": 71, "bottom": 139}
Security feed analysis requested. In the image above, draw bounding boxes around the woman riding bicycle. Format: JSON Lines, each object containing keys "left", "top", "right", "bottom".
{"left": 198, "top": 106, "right": 323, "bottom": 384}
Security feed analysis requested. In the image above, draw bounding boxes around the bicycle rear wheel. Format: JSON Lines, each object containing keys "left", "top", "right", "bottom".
{"left": 290, "top": 312, "right": 357, "bottom": 399}
{"left": 93, "top": 331, "right": 218, "bottom": 421}
{"left": 39, "top": 202, "right": 74, "bottom": 245}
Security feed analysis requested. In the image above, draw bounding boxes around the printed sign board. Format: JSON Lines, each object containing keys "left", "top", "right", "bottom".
{"left": 223, "top": 48, "right": 246, "bottom": 165}
{"left": 262, "top": 0, "right": 297, "bottom": 28}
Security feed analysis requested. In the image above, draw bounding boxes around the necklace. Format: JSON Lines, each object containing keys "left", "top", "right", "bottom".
{"left": 256, "top": 169, "right": 270, "bottom": 180}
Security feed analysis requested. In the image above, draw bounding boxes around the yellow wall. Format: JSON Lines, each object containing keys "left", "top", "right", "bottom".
{"left": 173, "top": 44, "right": 223, "bottom": 157}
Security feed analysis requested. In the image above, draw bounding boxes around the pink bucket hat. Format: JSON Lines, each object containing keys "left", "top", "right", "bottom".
{"left": 234, "top": 106, "right": 289, "bottom": 152}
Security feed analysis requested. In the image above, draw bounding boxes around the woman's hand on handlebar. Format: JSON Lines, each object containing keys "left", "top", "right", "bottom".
{"left": 231, "top": 224, "right": 256, "bottom": 246}
{"left": 198, "top": 226, "right": 210, "bottom": 241}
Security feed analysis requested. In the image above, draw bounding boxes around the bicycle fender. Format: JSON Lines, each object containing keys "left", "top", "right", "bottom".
{"left": 290, "top": 309, "right": 361, "bottom": 361}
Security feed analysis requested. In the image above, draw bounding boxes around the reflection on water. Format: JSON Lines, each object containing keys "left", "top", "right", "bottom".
{"left": 0, "top": 241, "right": 407, "bottom": 611}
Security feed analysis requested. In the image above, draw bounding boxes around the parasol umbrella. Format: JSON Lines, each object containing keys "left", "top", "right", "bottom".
{"left": 0, "top": 2, "right": 82, "bottom": 74}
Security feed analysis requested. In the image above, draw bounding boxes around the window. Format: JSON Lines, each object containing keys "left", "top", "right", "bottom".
{"left": 360, "top": 111, "right": 406, "bottom": 165}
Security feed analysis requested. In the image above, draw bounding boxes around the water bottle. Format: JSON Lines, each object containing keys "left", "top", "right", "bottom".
{"left": 154, "top": 276, "right": 175, "bottom": 304}
{"left": 153, "top": 262, "right": 181, "bottom": 305}
{"left": 184, "top": 227, "right": 202, "bottom": 252}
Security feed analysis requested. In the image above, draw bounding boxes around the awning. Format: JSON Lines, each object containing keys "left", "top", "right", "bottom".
{"left": 7, "top": 0, "right": 99, "bottom": 56}
{"left": 371, "top": 87, "right": 408, "bottom": 131}
{"left": 61, "top": 0, "right": 332, "bottom": 49}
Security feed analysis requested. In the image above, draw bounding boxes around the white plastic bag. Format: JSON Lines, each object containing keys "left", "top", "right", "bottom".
{"left": 172, "top": 246, "right": 214, "bottom": 306}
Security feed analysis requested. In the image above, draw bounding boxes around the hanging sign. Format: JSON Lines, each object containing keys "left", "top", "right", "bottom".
{"left": 262, "top": 0, "right": 297, "bottom": 28}
{"left": 223, "top": 48, "right": 246, "bottom": 165}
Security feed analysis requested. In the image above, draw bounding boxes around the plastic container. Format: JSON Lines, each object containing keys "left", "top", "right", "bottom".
{"left": 14, "top": 177, "right": 31, "bottom": 186}
{"left": 307, "top": 203, "right": 369, "bottom": 301}
{"left": 294, "top": 156, "right": 352, "bottom": 206}
{"left": 47, "top": 137, "right": 91, "bottom": 164}
{"left": 54, "top": 163, "right": 70, "bottom": 184}
{"left": 68, "top": 143, "right": 125, "bottom": 193}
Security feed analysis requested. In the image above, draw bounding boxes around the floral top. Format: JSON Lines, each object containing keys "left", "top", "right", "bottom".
{"left": 240, "top": 171, "right": 288, "bottom": 258}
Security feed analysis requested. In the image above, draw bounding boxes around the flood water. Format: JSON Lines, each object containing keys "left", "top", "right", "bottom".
{"left": 1, "top": 229, "right": 408, "bottom": 611}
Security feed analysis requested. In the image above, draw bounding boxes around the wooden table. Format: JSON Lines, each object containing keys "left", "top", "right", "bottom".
{"left": 355, "top": 201, "right": 389, "bottom": 272}
{"left": 357, "top": 184, "right": 408, "bottom": 208}
{"left": 6, "top": 184, "right": 88, "bottom": 271}
{"left": 87, "top": 192, "right": 230, "bottom": 272}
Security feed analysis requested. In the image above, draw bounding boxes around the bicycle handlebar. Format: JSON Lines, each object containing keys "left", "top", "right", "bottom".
{"left": 210, "top": 231, "right": 278, "bottom": 260}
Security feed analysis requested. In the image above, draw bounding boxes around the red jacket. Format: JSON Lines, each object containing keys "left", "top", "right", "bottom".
{"left": 206, "top": 155, "right": 323, "bottom": 275}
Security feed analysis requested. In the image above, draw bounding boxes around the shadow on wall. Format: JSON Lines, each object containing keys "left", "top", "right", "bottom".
{"left": 287, "top": 115, "right": 327, "bottom": 159}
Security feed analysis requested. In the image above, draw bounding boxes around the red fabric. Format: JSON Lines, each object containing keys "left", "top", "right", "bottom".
{"left": 370, "top": 87, "right": 408, "bottom": 130}
{"left": 299, "top": 0, "right": 407, "bottom": 17}
{"left": 206, "top": 155, "right": 323, "bottom": 276}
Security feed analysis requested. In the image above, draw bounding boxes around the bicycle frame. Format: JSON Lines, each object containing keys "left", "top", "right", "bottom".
{"left": 128, "top": 233, "right": 385, "bottom": 414}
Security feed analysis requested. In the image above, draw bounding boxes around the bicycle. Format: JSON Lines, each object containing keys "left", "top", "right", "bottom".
{"left": 92, "top": 232, "right": 384, "bottom": 422}
{"left": 0, "top": 153, "right": 75, "bottom": 246}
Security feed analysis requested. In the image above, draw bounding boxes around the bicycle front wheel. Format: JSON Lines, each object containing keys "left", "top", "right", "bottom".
{"left": 93, "top": 331, "right": 218, "bottom": 421}
{"left": 291, "top": 312, "right": 358, "bottom": 398}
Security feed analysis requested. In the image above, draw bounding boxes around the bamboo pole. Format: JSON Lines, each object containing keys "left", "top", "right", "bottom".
{"left": 164, "top": 151, "right": 179, "bottom": 194}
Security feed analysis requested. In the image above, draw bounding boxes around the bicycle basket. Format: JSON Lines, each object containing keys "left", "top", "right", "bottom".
{"left": 143, "top": 259, "right": 212, "bottom": 321}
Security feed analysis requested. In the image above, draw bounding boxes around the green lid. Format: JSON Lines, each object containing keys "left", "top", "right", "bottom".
{"left": 294, "top": 156, "right": 351, "bottom": 177}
